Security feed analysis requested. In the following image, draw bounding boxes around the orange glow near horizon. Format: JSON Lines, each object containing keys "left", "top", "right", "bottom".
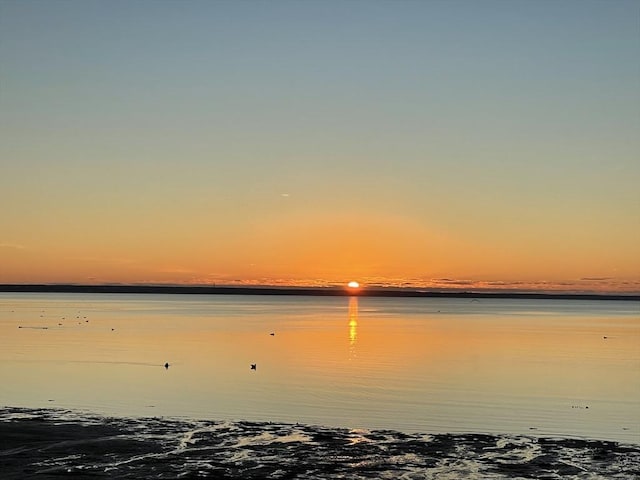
{"left": 0, "top": 208, "right": 638, "bottom": 293}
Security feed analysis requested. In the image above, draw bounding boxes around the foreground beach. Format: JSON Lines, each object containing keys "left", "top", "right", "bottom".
{"left": 1, "top": 408, "right": 638, "bottom": 479}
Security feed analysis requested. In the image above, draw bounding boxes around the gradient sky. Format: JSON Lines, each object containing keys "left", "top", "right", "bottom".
{"left": 1, "top": 0, "right": 639, "bottom": 292}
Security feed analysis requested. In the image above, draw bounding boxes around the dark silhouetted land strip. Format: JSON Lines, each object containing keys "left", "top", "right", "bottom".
{"left": 0, "top": 284, "right": 638, "bottom": 301}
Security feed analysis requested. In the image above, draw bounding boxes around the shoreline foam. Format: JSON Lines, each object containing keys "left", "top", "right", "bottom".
{"left": 1, "top": 407, "right": 638, "bottom": 479}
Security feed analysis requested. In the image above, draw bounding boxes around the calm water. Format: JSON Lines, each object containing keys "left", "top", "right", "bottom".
{"left": 1, "top": 293, "right": 638, "bottom": 444}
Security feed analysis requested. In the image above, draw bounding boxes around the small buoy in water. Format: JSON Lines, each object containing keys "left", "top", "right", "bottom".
{"left": 250, "top": 364, "right": 257, "bottom": 370}
{"left": 164, "top": 362, "right": 169, "bottom": 369}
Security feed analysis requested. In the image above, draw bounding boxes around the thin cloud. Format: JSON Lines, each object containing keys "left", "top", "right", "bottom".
{"left": 433, "top": 278, "right": 475, "bottom": 286}
{"left": 0, "top": 243, "right": 26, "bottom": 250}
{"left": 485, "top": 281, "right": 526, "bottom": 286}
{"left": 66, "top": 256, "right": 136, "bottom": 265}
{"left": 156, "top": 267, "right": 196, "bottom": 275}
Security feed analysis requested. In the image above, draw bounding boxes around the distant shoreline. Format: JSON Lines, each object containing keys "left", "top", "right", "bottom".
{"left": 0, "top": 284, "right": 638, "bottom": 301}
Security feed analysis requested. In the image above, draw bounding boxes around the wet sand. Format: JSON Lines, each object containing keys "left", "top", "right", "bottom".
{"left": 1, "top": 408, "right": 638, "bottom": 479}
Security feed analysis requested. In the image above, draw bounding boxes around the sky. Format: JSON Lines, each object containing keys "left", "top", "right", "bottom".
{"left": 1, "top": 0, "right": 639, "bottom": 292}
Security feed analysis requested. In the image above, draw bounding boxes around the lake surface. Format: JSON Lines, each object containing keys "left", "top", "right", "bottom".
{"left": 1, "top": 292, "right": 638, "bottom": 444}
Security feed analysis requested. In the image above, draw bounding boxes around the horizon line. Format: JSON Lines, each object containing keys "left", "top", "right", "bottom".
{"left": 1, "top": 283, "right": 638, "bottom": 301}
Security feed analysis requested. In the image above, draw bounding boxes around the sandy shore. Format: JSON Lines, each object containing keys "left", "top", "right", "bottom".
{"left": 1, "top": 407, "right": 639, "bottom": 479}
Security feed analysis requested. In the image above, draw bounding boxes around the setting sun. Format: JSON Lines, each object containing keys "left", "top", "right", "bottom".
{"left": 347, "top": 281, "right": 360, "bottom": 289}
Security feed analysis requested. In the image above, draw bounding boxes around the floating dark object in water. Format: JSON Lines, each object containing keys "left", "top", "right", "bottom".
{"left": 164, "top": 363, "right": 169, "bottom": 369}
{"left": 603, "top": 336, "right": 608, "bottom": 339}
{"left": 111, "top": 328, "right": 115, "bottom": 331}
{"left": 250, "top": 364, "right": 257, "bottom": 370}
{"left": 270, "top": 332, "right": 275, "bottom": 336}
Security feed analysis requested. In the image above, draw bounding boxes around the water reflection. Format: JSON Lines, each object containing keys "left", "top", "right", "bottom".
{"left": 2, "top": 293, "right": 639, "bottom": 443}
{"left": 348, "top": 297, "right": 358, "bottom": 358}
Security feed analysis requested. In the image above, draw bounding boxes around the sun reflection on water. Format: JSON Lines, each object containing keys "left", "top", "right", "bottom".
{"left": 348, "top": 297, "right": 358, "bottom": 357}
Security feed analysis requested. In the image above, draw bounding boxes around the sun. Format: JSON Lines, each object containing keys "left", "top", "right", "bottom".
{"left": 347, "top": 281, "right": 360, "bottom": 289}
